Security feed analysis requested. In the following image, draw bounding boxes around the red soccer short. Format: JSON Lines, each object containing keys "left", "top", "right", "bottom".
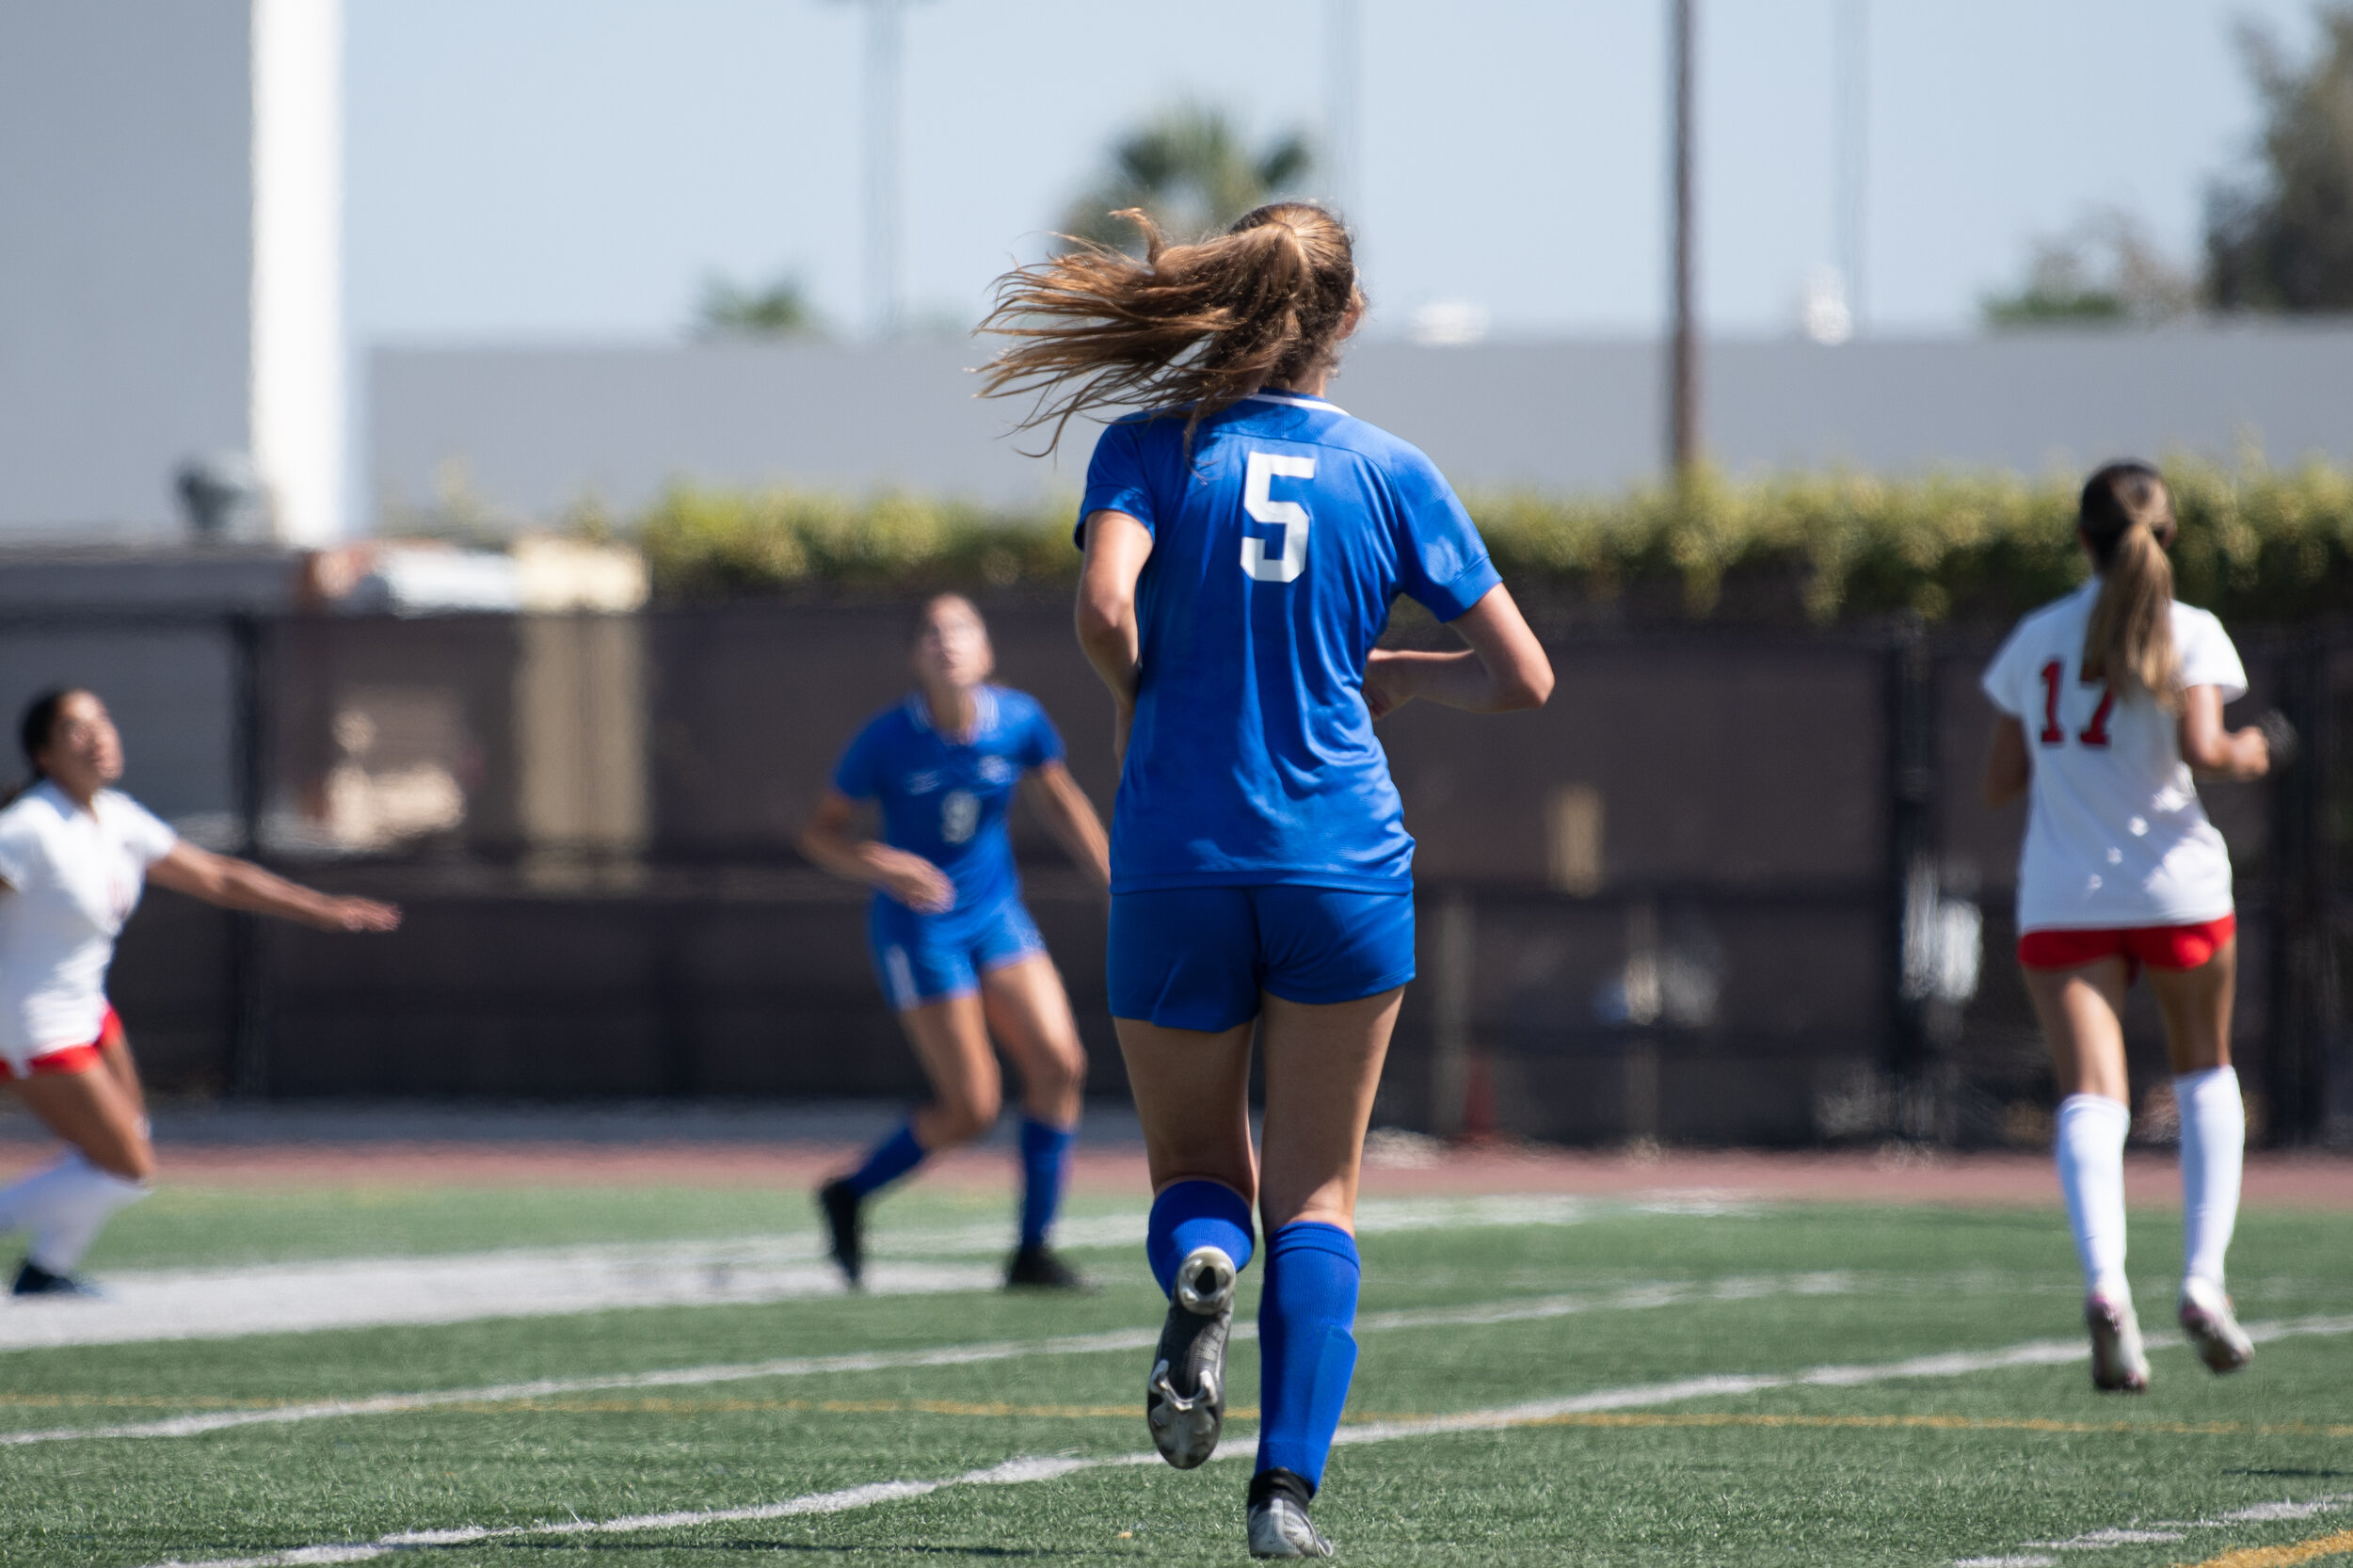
{"left": 2017, "top": 914, "right": 2236, "bottom": 976}
{"left": 0, "top": 1005, "right": 125, "bottom": 1081}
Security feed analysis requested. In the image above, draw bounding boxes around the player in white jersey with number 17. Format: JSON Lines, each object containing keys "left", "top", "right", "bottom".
{"left": 1979, "top": 461, "right": 2288, "bottom": 1393}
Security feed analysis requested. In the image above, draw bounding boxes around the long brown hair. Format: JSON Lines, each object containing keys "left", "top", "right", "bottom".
{"left": 2078, "top": 461, "right": 2181, "bottom": 710}
{"left": 976, "top": 202, "right": 1363, "bottom": 453}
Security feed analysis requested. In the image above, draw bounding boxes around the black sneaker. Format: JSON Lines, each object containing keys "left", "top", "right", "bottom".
{"left": 1145, "top": 1243, "right": 1237, "bottom": 1468}
{"left": 1247, "top": 1468, "right": 1333, "bottom": 1559}
{"left": 1005, "top": 1244, "right": 1095, "bottom": 1291}
{"left": 816, "top": 1179, "right": 864, "bottom": 1288}
{"left": 12, "top": 1258, "right": 104, "bottom": 1299}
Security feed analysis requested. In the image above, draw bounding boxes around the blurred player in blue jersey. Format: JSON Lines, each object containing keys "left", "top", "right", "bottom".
{"left": 800, "top": 594, "right": 1111, "bottom": 1291}
{"left": 981, "top": 204, "right": 1554, "bottom": 1557}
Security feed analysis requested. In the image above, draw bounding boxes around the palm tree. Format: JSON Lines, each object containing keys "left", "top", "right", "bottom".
{"left": 1061, "top": 104, "right": 1315, "bottom": 251}
{"left": 694, "top": 272, "right": 827, "bottom": 340}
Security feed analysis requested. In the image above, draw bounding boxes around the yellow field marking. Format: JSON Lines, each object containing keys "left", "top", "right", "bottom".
{"left": 8, "top": 1389, "right": 2349, "bottom": 1442}
{"left": 1499, "top": 1412, "right": 2353, "bottom": 1439}
{"left": 2177, "top": 1528, "right": 2353, "bottom": 1567}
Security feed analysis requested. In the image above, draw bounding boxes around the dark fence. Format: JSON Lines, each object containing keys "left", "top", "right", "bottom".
{"left": 13, "top": 602, "right": 2346, "bottom": 1146}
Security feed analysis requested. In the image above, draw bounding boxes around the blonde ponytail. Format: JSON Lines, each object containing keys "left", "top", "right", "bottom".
{"left": 977, "top": 202, "right": 1363, "bottom": 454}
{"left": 2077, "top": 461, "right": 2181, "bottom": 711}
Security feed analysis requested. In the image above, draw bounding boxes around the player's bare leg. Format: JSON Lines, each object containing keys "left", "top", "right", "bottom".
{"left": 2024, "top": 958, "right": 2148, "bottom": 1391}
{"left": 3, "top": 1064, "right": 152, "bottom": 1296}
{"left": 816, "top": 994, "right": 1000, "bottom": 1288}
{"left": 1119, "top": 1013, "right": 1256, "bottom": 1468}
{"left": 980, "top": 954, "right": 1092, "bottom": 1287}
{"left": 1255, "top": 988, "right": 1399, "bottom": 1235}
{"left": 2147, "top": 942, "right": 2251, "bottom": 1371}
{"left": 1118, "top": 987, "right": 1400, "bottom": 1555}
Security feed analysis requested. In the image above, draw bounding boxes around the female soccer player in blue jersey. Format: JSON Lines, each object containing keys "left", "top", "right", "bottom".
{"left": 800, "top": 594, "right": 1112, "bottom": 1290}
{"left": 982, "top": 204, "right": 1554, "bottom": 1557}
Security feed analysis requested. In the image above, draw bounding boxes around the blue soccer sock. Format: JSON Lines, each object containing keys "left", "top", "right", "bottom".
{"left": 1144, "top": 1178, "right": 1256, "bottom": 1299}
{"left": 841, "top": 1122, "right": 926, "bottom": 1200}
{"left": 1255, "top": 1221, "right": 1361, "bottom": 1492}
{"left": 1017, "top": 1116, "right": 1076, "bottom": 1250}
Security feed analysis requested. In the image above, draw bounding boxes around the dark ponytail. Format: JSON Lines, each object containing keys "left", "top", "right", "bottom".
{"left": 8, "top": 688, "right": 79, "bottom": 807}
{"left": 977, "top": 201, "right": 1364, "bottom": 453}
{"left": 2078, "top": 461, "right": 2181, "bottom": 712}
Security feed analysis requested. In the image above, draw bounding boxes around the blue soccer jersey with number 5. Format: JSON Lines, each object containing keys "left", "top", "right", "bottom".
{"left": 1078, "top": 391, "right": 1501, "bottom": 894}
{"left": 830, "top": 687, "right": 1064, "bottom": 916}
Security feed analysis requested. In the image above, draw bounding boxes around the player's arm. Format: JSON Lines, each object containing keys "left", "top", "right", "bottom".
{"left": 145, "top": 842, "right": 401, "bottom": 932}
{"left": 2177, "top": 685, "right": 2272, "bottom": 779}
{"left": 1075, "top": 509, "right": 1152, "bottom": 763}
{"left": 796, "top": 789, "right": 953, "bottom": 913}
{"left": 1980, "top": 715, "right": 2030, "bottom": 808}
{"left": 1362, "top": 584, "right": 1552, "bottom": 718}
{"left": 1019, "top": 761, "right": 1111, "bottom": 893}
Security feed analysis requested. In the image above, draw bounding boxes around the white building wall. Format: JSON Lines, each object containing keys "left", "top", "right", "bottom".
{"left": 0, "top": 0, "right": 343, "bottom": 542}
{"left": 250, "top": 0, "right": 344, "bottom": 545}
{"left": 0, "top": 0, "right": 254, "bottom": 537}
{"left": 369, "top": 327, "right": 2353, "bottom": 523}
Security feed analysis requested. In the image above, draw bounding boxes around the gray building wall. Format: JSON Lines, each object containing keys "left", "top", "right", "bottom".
{"left": 0, "top": 1, "right": 253, "bottom": 537}
{"left": 370, "top": 326, "right": 2353, "bottom": 523}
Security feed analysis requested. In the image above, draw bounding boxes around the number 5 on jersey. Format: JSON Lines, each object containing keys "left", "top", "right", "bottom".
{"left": 1242, "top": 451, "right": 1315, "bottom": 583}
{"left": 2039, "top": 660, "right": 2116, "bottom": 748}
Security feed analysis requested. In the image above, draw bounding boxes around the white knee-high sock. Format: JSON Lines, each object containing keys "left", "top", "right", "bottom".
{"left": 2056, "top": 1094, "right": 2132, "bottom": 1301}
{"left": 0, "top": 1149, "right": 147, "bottom": 1273}
{"left": 2175, "top": 1066, "right": 2244, "bottom": 1292}
{"left": 0, "top": 1151, "right": 78, "bottom": 1234}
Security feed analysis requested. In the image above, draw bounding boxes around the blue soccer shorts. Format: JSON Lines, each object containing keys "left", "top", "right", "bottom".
{"left": 868, "top": 895, "right": 1048, "bottom": 1011}
{"left": 1107, "top": 885, "right": 1417, "bottom": 1032}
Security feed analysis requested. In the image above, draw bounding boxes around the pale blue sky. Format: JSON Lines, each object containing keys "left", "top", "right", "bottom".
{"left": 345, "top": 0, "right": 2321, "bottom": 345}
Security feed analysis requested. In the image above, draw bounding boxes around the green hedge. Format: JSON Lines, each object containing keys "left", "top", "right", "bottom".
{"left": 634, "top": 460, "right": 2353, "bottom": 625}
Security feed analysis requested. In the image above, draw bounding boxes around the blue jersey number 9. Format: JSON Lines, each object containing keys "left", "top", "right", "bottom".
{"left": 1241, "top": 451, "right": 1315, "bottom": 583}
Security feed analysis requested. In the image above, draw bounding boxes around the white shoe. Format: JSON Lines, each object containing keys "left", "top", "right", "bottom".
{"left": 1146, "top": 1244, "right": 1236, "bottom": 1469}
{"left": 2086, "top": 1292, "right": 2150, "bottom": 1393}
{"left": 2179, "top": 1277, "right": 2254, "bottom": 1375}
{"left": 1248, "top": 1470, "right": 1334, "bottom": 1559}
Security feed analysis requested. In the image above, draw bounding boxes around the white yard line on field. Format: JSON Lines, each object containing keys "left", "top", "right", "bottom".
{"left": 0, "top": 1192, "right": 1625, "bottom": 1353}
{"left": 0, "top": 1256, "right": 1000, "bottom": 1352}
{"left": 130, "top": 1315, "right": 2353, "bottom": 1568}
{"left": 2, "top": 1272, "right": 1849, "bottom": 1446}
{"left": 1951, "top": 1490, "right": 2353, "bottom": 1564}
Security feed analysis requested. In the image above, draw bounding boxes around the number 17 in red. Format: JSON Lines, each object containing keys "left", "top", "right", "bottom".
{"left": 2039, "top": 660, "right": 2115, "bottom": 748}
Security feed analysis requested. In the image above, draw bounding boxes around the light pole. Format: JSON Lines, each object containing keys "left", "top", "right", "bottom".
{"left": 1667, "top": 0, "right": 1699, "bottom": 480}
{"left": 862, "top": 0, "right": 906, "bottom": 341}
{"left": 1835, "top": 0, "right": 1870, "bottom": 335}
{"left": 1324, "top": 0, "right": 1362, "bottom": 222}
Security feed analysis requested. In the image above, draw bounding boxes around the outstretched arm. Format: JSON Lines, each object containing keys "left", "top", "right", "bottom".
{"left": 1020, "top": 761, "right": 1111, "bottom": 893}
{"left": 796, "top": 789, "right": 953, "bottom": 914}
{"left": 2176, "top": 685, "right": 2271, "bottom": 780}
{"left": 1362, "top": 584, "right": 1553, "bottom": 718}
{"left": 1075, "top": 509, "right": 1153, "bottom": 764}
{"left": 145, "top": 843, "right": 401, "bottom": 932}
{"left": 1981, "top": 714, "right": 2029, "bottom": 808}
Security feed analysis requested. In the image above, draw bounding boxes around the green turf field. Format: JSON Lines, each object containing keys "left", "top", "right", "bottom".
{"left": 3, "top": 1184, "right": 2349, "bottom": 1567}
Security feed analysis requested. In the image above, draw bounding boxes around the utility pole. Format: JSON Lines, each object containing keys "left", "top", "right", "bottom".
{"left": 1835, "top": 0, "right": 1870, "bottom": 334}
{"left": 862, "top": 0, "right": 905, "bottom": 340}
{"left": 1324, "top": 0, "right": 1362, "bottom": 221}
{"left": 1667, "top": 0, "right": 1700, "bottom": 479}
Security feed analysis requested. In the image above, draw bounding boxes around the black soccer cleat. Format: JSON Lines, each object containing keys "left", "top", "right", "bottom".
{"left": 1247, "top": 1468, "right": 1334, "bottom": 1559}
{"left": 816, "top": 1179, "right": 865, "bottom": 1288}
{"left": 12, "top": 1257, "right": 105, "bottom": 1299}
{"left": 1004, "top": 1244, "right": 1095, "bottom": 1291}
{"left": 1145, "top": 1243, "right": 1238, "bottom": 1468}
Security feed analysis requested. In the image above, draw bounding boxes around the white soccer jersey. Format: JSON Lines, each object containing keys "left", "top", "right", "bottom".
{"left": 1982, "top": 581, "right": 2247, "bottom": 932}
{"left": 0, "top": 781, "right": 177, "bottom": 1065}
